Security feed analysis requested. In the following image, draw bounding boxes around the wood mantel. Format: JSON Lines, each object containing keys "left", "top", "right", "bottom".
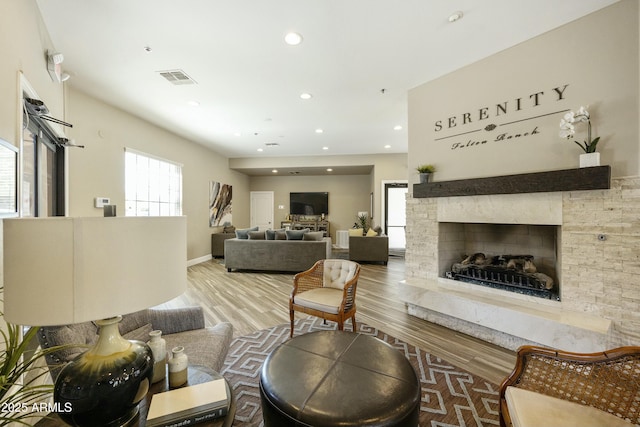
{"left": 413, "top": 166, "right": 611, "bottom": 198}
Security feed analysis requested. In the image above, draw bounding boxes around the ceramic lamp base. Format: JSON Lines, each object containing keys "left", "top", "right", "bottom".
{"left": 54, "top": 317, "right": 153, "bottom": 427}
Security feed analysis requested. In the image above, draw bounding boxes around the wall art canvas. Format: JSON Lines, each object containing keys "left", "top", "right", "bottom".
{"left": 209, "top": 181, "right": 232, "bottom": 227}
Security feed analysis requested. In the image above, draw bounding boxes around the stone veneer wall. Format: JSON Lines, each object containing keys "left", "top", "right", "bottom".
{"left": 405, "top": 176, "right": 640, "bottom": 348}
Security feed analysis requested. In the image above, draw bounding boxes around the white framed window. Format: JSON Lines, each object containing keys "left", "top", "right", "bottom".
{"left": 125, "top": 148, "right": 182, "bottom": 216}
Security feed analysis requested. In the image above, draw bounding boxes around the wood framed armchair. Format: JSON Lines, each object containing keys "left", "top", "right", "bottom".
{"left": 289, "top": 259, "right": 361, "bottom": 337}
{"left": 499, "top": 345, "right": 640, "bottom": 427}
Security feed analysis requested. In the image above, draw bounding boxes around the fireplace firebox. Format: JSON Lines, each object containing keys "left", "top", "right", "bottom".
{"left": 438, "top": 222, "right": 560, "bottom": 301}
{"left": 446, "top": 253, "right": 558, "bottom": 300}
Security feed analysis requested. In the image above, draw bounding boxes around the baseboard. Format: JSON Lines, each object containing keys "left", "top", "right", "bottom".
{"left": 188, "top": 254, "right": 212, "bottom": 267}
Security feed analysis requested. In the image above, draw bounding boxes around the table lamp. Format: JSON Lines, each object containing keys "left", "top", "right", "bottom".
{"left": 2, "top": 216, "right": 187, "bottom": 427}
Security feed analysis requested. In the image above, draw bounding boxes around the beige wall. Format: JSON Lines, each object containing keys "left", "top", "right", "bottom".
{"left": 0, "top": 1, "right": 251, "bottom": 263}
{"left": 250, "top": 174, "right": 370, "bottom": 239}
{"left": 66, "top": 89, "right": 251, "bottom": 261}
{"left": 246, "top": 153, "right": 407, "bottom": 237}
{"left": 0, "top": 0, "right": 67, "bottom": 287}
{"left": 0, "top": 0, "right": 63, "bottom": 147}
{"left": 0, "top": 0, "right": 408, "bottom": 266}
{"left": 405, "top": 0, "right": 640, "bottom": 348}
{"left": 409, "top": 0, "right": 639, "bottom": 182}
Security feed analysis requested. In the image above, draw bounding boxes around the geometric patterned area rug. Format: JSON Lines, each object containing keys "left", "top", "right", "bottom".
{"left": 221, "top": 317, "right": 500, "bottom": 426}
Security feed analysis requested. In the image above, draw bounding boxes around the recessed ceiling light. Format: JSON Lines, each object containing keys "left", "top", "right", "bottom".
{"left": 322, "top": 146, "right": 329, "bottom": 150}
{"left": 315, "top": 129, "right": 324, "bottom": 134}
{"left": 187, "top": 100, "right": 200, "bottom": 107}
{"left": 272, "top": 169, "right": 278, "bottom": 173}
{"left": 284, "top": 32, "right": 303, "bottom": 46}
{"left": 300, "top": 93, "right": 312, "bottom": 100}
{"left": 234, "top": 132, "right": 241, "bottom": 137}
{"left": 393, "top": 125, "right": 402, "bottom": 131}
{"left": 326, "top": 168, "right": 333, "bottom": 172}
{"left": 144, "top": 46, "right": 152, "bottom": 53}
{"left": 384, "top": 145, "right": 391, "bottom": 149}
{"left": 257, "top": 148, "right": 264, "bottom": 152}
{"left": 449, "top": 11, "right": 463, "bottom": 22}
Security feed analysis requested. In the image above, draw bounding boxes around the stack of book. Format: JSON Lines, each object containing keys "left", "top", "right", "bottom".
{"left": 146, "top": 378, "right": 230, "bottom": 427}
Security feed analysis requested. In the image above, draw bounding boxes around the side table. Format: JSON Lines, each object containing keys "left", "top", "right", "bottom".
{"left": 35, "top": 365, "right": 236, "bottom": 427}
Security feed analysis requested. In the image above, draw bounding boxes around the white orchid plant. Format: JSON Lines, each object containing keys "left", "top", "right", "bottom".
{"left": 559, "top": 106, "right": 600, "bottom": 153}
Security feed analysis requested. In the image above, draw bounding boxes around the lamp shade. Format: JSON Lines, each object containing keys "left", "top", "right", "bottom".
{"left": 3, "top": 216, "right": 187, "bottom": 326}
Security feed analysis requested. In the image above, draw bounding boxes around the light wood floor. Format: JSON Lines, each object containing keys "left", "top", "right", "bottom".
{"left": 161, "top": 256, "right": 516, "bottom": 385}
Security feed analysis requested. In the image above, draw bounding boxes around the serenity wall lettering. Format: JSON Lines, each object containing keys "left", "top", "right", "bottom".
{"left": 434, "top": 84, "right": 569, "bottom": 150}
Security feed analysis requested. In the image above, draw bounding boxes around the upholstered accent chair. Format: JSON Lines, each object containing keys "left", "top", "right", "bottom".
{"left": 38, "top": 306, "right": 233, "bottom": 381}
{"left": 499, "top": 345, "right": 640, "bottom": 427}
{"left": 289, "top": 259, "right": 361, "bottom": 337}
{"left": 349, "top": 235, "right": 388, "bottom": 265}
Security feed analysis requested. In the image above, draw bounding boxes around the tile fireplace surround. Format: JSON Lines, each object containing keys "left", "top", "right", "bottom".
{"left": 403, "top": 175, "right": 640, "bottom": 352}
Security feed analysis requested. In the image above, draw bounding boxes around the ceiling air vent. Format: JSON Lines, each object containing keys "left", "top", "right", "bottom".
{"left": 157, "top": 69, "right": 197, "bottom": 85}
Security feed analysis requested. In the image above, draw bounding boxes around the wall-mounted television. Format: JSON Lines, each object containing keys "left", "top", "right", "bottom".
{"left": 290, "top": 192, "right": 328, "bottom": 215}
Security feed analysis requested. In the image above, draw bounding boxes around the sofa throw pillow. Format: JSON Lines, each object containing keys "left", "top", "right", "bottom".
{"left": 248, "top": 230, "right": 266, "bottom": 240}
{"left": 123, "top": 323, "right": 154, "bottom": 342}
{"left": 348, "top": 228, "right": 363, "bottom": 237}
{"left": 235, "top": 226, "right": 259, "bottom": 239}
{"left": 366, "top": 228, "right": 378, "bottom": 237}
{"left": 265, "top": 228, "right": 285, "bottom": 240}
{"left": 285, "top": 228, "right": 310, "bottom": 240}
{"left": 275, "top": 230, "right": 287, "bottom": 240}
{"left": 303, "top": 231, "right": 324, "bottom": 241}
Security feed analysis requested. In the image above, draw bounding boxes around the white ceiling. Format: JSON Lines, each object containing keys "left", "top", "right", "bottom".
{"left": 36, "top": 0, "right": 619, "bottom": 160}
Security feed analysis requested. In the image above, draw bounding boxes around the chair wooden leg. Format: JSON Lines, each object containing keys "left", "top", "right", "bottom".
{"left": 289, "top": 310, "right": 295, "bottom": 337}
{"left": 337, "top": 320, "right": 344, "bottom": 331}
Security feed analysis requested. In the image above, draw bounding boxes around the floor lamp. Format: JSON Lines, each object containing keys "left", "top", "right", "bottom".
{"left": 3, "top": 216, "right": 187, "bottom": 427}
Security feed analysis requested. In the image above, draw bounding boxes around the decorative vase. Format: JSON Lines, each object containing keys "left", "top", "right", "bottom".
{"left": 54, "top": 317, "right": 153, "bottom": 427}
{"left": 419, "top": 172, "right": 431, "bottom": 183}
{"left": 147, "top": 330, "right": 167, "bottom": 383}
{"left": 579, "top": 152, "right": 600, "bottom": 168}
{"left": 168, "top": 346, "right": 188, "bottom": 388}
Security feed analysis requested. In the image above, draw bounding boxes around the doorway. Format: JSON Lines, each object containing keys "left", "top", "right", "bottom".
{"left": 250, "top": 191, "right": 274, "bottom": 230}
{"left": 384, "top": 183, "right": 408, "bottom": 251}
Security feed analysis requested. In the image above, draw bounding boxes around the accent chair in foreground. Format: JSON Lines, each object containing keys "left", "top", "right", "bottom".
{"left": 499, "top": 345, "right": 640, "bottom": 427}
{"left": 289, "top": 259, "right": 360, "bottom": 337}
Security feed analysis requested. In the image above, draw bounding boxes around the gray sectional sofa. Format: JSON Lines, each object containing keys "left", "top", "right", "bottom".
{"left": 224, "top": 237, "right": 332, "bottom": 272}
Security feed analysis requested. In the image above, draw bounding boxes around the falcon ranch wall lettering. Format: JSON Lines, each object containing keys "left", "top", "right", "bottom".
{"left": 450, "top": 126, "right": 540, "bottom": 150}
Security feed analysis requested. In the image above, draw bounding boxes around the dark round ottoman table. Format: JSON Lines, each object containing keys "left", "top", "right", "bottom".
{"left": 259, "top": 330, "right": 420, "bottom": 426}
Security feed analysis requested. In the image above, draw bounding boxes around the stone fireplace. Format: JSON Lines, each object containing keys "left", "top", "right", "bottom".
{"left": 403, "top": 175, "right": 640, "bottom": 352}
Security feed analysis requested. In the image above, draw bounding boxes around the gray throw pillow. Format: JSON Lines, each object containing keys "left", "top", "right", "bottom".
{"left": 123, "top": 323, "right": 154, "bottom": 342}
{"left": 248, "top": 230, "right": 266, "bottom": 240}
{"left": 235, "top": 226, "right": 259, "bottom": 239}
{"left": 285, "top": 228, "right": 310, "bottom": 240}
{"left": 265, "top": 228, "right": 285, "bottom": 240}
{"left": 275, "top": 230, "right": 287, "bottom": 240}
{"left": 302, "top": 231, "right": 324, "bottom": 241}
